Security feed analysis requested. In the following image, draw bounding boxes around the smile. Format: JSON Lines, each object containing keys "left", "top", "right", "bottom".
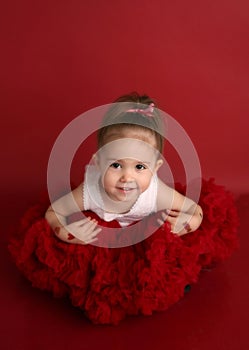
{"left": 116, "top": 187, "right": 137, "bottom": 192}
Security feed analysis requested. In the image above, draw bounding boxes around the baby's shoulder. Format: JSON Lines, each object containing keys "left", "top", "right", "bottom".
{"left": 156, "top": 179, "right": 177, "bottom": 211}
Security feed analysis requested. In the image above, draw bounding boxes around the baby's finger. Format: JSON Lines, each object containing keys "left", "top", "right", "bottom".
{"left": 82, "top": 220, "right": 98, "bottom": 233}
{"left": 172, "top": 229, "right": 185, "bottom": 236}
{"left": 165, "top": 215, "right": 176, "bottom": 224}
{"left": 89, "top": 227, "right": 102, "bottom": 238}
{"left": 77, "top": 217, "right": 93, "bottom": 226}
{"left": 83, "top": 228, "right": 101, "bottom": 243}
{"left": 78, "top": 236, "right": 98, "bottom": 245}
{"left": 166, "top": 209, "right": 180, "bottom": 217}
{"left": 157, "top": 218, "right": 164, "bottom": 226}
{"left": 84, "top": 223, "right": 102, "bottom": 239}
{"left": 161, "top": 212, "right": 168, "bottom": 221}
{"left": 88, "top": 237, "right": 99, "bottom": 244}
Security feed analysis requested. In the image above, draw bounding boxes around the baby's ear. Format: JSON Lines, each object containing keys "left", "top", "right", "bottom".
{"left": 92, "top": 153, "right": 100, "bottom": 168}
{"left": 155, "top": 159, "right": 163, "bottom": 172}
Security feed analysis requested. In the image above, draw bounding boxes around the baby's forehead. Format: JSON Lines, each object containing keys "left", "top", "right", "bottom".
{"left": 97, "top": 138, "right": 160, "bottom": 161}
{"left": 103, "top": 128, "right": 157, "bottom": 148}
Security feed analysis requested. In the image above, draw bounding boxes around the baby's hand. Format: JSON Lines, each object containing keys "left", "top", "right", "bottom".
{"left": 157, "top": 209, "right": 193, "bottom": 235}
{"left": 60, "top": 217, "right": 102, "bottom": 244}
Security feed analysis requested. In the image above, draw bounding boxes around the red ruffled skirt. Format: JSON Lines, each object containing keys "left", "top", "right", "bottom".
{"left": 9, "top": 179, "right": 239, "bottom": 325}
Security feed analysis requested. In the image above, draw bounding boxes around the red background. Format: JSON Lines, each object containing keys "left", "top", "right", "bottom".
{"left": 1, "top": 2, "right": 249, "bottom": 349}
{"left": 1, "top": 0, "right": 249, "bottom": 205}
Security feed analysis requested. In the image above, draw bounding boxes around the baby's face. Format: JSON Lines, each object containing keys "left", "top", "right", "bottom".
{"left": 95, "top": 138, "right": 162, "bottom": 203}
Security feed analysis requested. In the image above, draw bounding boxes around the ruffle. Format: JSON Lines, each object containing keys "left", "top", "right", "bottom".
{"left": 8, "top": 179, "right": 239, "bottom": 325}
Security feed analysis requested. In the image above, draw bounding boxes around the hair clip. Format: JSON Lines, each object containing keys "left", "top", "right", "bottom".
{"left": 126, "top": 103, "right": 155, "bottom": 117}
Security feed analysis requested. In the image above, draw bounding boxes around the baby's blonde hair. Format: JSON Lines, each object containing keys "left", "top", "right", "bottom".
{"left": 97, "top": 92, "right": 164, "bottom": 152}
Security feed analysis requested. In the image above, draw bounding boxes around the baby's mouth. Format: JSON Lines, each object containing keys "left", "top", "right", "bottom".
{"left": 117, "top": 187, "right": 136, "bottom": 191}
{"left": 116, "top": 185, "right": 138, "bottom": 193}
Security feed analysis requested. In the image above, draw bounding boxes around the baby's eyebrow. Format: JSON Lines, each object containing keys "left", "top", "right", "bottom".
{"left": 106, "top": 158, "right": 151, "bottom": 165}
{"left": 106, "top": 158, "right": 120, "bottom": 162}
{"left": 137, "top": 161, "right": 151, "bottom": 165}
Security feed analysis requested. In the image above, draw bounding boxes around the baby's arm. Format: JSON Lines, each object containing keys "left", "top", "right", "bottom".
{"left": 45, "top": 183, "right": 101, "bottom": 244}
{"left": 156, "top": 179, "right": 203, "bottom": 235}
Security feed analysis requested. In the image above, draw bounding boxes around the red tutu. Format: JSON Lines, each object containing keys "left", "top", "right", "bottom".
{"left": 8, "top": 179, "right": 239, "bottom": 325}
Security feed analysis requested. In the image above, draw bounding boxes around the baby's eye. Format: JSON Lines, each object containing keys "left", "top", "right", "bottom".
{"left": 136, "top": 164, "right": 146, "bottom": 170}
{"left": 110, "top": 162, "right": 121, "bottom": 169}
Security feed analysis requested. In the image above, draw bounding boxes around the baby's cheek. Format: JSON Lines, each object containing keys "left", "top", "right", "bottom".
{"left": 139, "top": 177, "right": 152, "bottom": 193}
{"left": 102, "top": 173, "right": 112, "bottom": 187}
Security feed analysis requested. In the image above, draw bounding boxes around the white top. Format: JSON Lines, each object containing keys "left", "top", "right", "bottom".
{"left": 83, "top": 165, "right": 158, "bottom": 227}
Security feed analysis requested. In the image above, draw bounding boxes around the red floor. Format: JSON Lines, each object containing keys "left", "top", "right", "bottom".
{"left": 1, "top": 194, "right": 248, "bottom": 350}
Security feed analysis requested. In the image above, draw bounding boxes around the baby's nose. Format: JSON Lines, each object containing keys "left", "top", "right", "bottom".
{"left": 120, "top": 170, "right": 134, "bottom": 182}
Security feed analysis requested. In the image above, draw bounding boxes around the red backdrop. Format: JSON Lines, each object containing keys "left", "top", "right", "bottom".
{"left": 1, "top": 0, "right": 249, "bottom": 211}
